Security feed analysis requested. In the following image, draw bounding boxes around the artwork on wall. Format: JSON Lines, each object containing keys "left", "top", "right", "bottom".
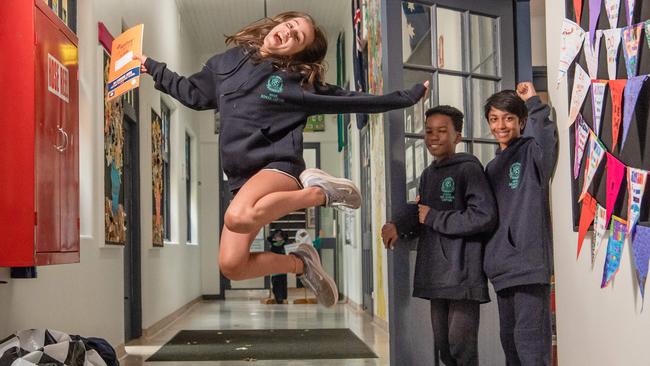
{"left": 566, "top": 0, "right": 650, "bottom": 300}
{"left": 103, "top": 50, "right": 126, "bottom": 245}
{"left": 151, "top": 109, "right": 164, "bottom": 247}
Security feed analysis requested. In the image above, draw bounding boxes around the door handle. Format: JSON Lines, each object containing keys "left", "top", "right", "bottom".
{"left": 54, "top": 126, "right": 69, "bottom": 152}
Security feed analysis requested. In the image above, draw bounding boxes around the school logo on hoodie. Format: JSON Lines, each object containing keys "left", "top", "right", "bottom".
{"left": 440, "top": 177, "right": 455, "bottom": 202}
{"left": 509, "top": 162, "right": 522, "bottom": 189}
{"left": 266, "top": 75, "right": 284, "bottom": 93}
{"left": 261, "top": 75, "right": 285, "bottom": 103}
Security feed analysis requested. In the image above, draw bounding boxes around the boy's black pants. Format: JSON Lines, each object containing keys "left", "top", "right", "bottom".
{"left": 430, "top": 299, "right": 480, "bottom": 366}
{"left": 271, "top": 274, "right": 287, "bottom": 303}
{"left": 496, "top": 284, "right": 552, "bottom": 366}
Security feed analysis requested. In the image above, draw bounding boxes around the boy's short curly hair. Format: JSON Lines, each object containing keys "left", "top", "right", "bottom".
{"left": 425, "top": 105, "right": 464, "bottom": 133}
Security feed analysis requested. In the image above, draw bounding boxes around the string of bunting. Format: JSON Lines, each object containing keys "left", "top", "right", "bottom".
{"left": 561, "top": 1, "right": 650, "bottom": 304}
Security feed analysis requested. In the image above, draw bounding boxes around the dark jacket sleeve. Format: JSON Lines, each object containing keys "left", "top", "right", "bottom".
{"left": 424, "top": 163, "right": 497, "bottom": 237}
{"left": 144, "top": 56, "right": 219, "bottom": 111}
{"left": 300, "top": 83, "right": 426, "bottom": 115}
{"left": 393, "top": 203, "right": 420, "bottom": 239}
{"left": 523, "top": 96, "right": 558, "bottom": 180}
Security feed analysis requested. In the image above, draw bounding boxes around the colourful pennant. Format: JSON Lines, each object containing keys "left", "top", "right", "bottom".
{"left": 584, "top": 31, "right": 603, "bottom": 78}
{"left": 580, "top": 131, "right": 607, "bottom": 201}
{"left": 605, "top": 153, "right": 626, "bottom": 226}
{"left": 621, "top": 75, "right": 648, "bottom": 150}
{"left": 592, "top": 203, "right": 608, "bottom": 267}
{"left": 645, "top": 20, "right": 650, "bottom": 50}
{"left": 574, "top": 0, "right": 584, "bottom": 24}
{"left": 627, "top": 168, "right": 648, "bottom": 236}
{"left": 558, "top": 19, "right": 586, "bottom": 84}
{"left": 569, "top": 64, "right": 591, "bottom": 125}
{"left": 603, "top": 28, "right": 622, "bottom": 79}
{"left": 604, "top": 0, "right": 621, "bottom": 28}
{"left": 578, "top": 192, "right": 598, "bottom": 259}
{"left": 624, "top": 0, "right": 635, "bottom": 26}
{"left": 622, "top": 23, "right": 643, "bottom": 77}
{"left": 591, "top": 80, "right": 608, "bottom": 135}
{"left": 632, "top": 226, "right": 650, "bottom": 298}
{"left": 589, "top": 0, "right": 602, "bottom": 45}
{"left": 575, "top": 114, "right": 590, "bottom": 179}
{"left": 601, "top": 215, "right": 627, "bottom": 288}
{"left": 608, "top": 79, "right": 627, "bottom": 150}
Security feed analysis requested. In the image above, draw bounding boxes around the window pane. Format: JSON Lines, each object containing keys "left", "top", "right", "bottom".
{"left": 402, "top": 2, "right": 432, "bottom": 65}
{"left": 403, "top": 69, "right": 433, "bottom": 133}
{"left": 473, "top": 142, "right": 498, "bottom": 166}
{"left": 470, "top": 14, "right": 499, "bottom": 76}
{"left": 438, "top": 73, "right": 464, "bottom": 113}
{"left": 436, "top": 8, "right": 464, "bottom": 71}
{"left": 472, "top": 78, "right": 499, "bottom": 139}
{"left": 405, "top": 137, "right": 426, "bottom": 201}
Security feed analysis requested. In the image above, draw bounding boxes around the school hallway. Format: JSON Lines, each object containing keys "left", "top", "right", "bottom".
{"left": 122, "top": 297, "right": 390, "bottom": 366}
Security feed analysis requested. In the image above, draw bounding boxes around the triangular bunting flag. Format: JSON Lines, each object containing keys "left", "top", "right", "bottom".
{"left": 575, "top": 114, "right": 590, "bottom": 179}
{"left": 621, "top": 75, "right": 648, "bottom": 150}
{"left": 592, "top": 203, "right": 608, "bottom": 267}
{"left": 558, "top": 19, "right": 586, "bottom": 84}
{"left": 624, "top": 0, "right": 635, "bottom": 26}
{"left": 578, "top": 192, "right": 598, "bottom": 259}
{"left": 632, "top": 225, "right": 650, "bottom": 298}
{"left": 580, "top": 131, "right": 607, "bottom": 201}
{"left": 584, "top": 31, "right": 603, "bottom": 78}
{"left": 622, "top": 23, "right": 643, "bottom": 77}
{"left": 601, "top": 215, "right": 627, "bottom": 288}
{"left": 645, "top": 20, "right": 650, "bottom": 50}
{"left": 605, "top": 153, "right": 626, "bottom": 225}
{"left": 603, "top": 28, "right": 622, "bottom": 79}
{"left": 627, "top": 168, "right": 648, "bottom": 236}
{"left": 591, "top": 80, "right": 608, "bottom": 135}
{"left": 604, "top": 0, "right": 621, "bottom": 28}
{"left": 608, "top": 79, "right": 627, "bottom": 150}
{"left": 569, "top": 64, "right": 591, "bottom": 125}
{"left": 589, "top": 0, "right": 602, "bottom": 45}
{"left": 574, "top": 0, "right": 584, "bottom": 24}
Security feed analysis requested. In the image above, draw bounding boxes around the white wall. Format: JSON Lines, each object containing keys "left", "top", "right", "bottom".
{"left": 0, "top": 0, "right": 205, "bottom": 345}
{"left": 545, "top": 2, "right": 650, "bottom": 365}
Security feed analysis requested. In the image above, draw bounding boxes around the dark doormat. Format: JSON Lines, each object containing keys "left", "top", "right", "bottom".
{"left": 146, "top": 329, "right": 378, "bottom": 361}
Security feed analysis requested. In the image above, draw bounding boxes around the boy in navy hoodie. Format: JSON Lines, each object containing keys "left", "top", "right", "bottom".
{"left": 483, "top": 82, "right": 557, "bottom": 366}
{"left": 382, "top": 106, "right": 497, "bottom": 366}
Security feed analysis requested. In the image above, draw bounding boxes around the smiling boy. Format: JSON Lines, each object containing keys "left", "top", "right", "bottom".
{"left": 382, "top": 105, "right": 496, "bottom": 366}
{"left": 483, "top": 82, "right": 558, "bottom": 366}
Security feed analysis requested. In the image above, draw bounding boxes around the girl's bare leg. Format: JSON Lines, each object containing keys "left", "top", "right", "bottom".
{"left": 219, "top": 170, "right": 320, "bottom": 280}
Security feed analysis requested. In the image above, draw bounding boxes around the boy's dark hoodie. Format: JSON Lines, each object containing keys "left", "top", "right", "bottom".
{"left": 483, "top": 96, "right": 558, "bottom": 292}
{"left": 395, "top": 153, "right": 497, "bottom": 302}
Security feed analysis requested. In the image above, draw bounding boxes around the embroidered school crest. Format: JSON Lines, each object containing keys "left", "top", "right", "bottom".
{"left": 266, "top": 75, "right": 284, "bottom": 93}
{"left": 440, "top": 177, "right": 455, "bottom": 202}
{"left": 509, "top": 162, "right": 522, "bottom": 189}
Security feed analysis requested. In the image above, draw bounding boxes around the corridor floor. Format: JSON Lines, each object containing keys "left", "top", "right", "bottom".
{"left": 122, "top": 298, "right": 389, "bottom": 366}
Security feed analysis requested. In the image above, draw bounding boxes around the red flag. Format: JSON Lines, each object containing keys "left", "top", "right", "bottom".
{"left": 578, "top": 192, "right": 598, "bottom": 259}
{"left": 574, "top": 0, "right": 583, "bottom": 24}
{"left": 606, "top": 153, "right": 626, "bottom": 227}
{"left": 609, "top": 79, "right": 627, "bottom": 151}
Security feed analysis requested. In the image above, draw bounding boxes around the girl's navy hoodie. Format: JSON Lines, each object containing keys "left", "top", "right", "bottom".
{"left": 483, "top": 96, "right": 558, "bottom": 292}
{"left": 394, "top": 153, "right": 497, "bottom": 303}
{"left": 144, "top": 47, "right": 425, "bottom": 191}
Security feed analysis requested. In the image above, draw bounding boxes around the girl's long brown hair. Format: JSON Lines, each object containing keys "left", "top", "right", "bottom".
{"left": 225, "top": 11, "right": 328, "bottom": 85}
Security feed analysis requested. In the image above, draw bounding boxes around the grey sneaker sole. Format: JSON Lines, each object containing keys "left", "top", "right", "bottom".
{"left": 300, "top": 168, "right": 362, "bottom": 210}
{"left": 297, "top": 244, "right": 339, "bottom": 307}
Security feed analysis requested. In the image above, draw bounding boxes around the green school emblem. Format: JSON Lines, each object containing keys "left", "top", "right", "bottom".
{"left": 440, "top": 177, "right": 455, "bottom": 202}
{"left": 509, "top": 162, "right": 522, "bottom": 189}
{"left": 266, "top": 75, "right": 283, "bottom": 93}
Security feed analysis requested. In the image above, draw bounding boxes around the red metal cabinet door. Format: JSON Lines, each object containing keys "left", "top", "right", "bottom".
{"left": 34, "top": 8, "right": 70, "bottom": 253}
{"left": 60, "top": 45, "right": 79, "bottom": 253}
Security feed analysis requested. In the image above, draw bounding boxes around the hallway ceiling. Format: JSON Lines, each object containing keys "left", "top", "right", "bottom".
{"left": 176, "top": 0, "right": 350, "bottom": 56}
